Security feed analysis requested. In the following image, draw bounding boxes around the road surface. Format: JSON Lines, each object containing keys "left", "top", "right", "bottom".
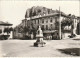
{"left": 0, "top": 38, "right": 80, "bottom": 57}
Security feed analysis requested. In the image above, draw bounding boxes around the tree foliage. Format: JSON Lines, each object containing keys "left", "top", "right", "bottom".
{"left": 61, "top": 18, "right": 72, "bottom": 26}
{"left": 4, "top": 27, "right": 13, "bottom": 34}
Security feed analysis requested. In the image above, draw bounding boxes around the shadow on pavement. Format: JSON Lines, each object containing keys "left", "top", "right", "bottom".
{"left": 29, "top": 45, "right": 38, "bottom": 47}
{"left": 58, "top": 48, "right": 80, "bottom": 56}
{"left": 73, "top": 38, "right": 80, "bottom": 41}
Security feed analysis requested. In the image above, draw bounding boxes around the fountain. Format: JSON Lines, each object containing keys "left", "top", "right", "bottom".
{"left": 34, "top": 26, "right": 46, "bottom": 47}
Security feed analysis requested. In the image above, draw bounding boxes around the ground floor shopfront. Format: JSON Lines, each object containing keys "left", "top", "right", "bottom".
{"left": 43, "top": 30, "right": 59, "bottom": 40}
{"left": 13, "top": 30, "right": 79, "bottom": 40}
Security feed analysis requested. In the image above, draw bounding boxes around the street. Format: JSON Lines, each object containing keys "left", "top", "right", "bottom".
{"left": 0, "top": 38, "right": 80, "bottom": 57}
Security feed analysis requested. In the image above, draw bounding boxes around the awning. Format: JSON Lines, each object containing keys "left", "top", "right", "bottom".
{"left": 43, "top": 30, "right": 57, "bottom": 33}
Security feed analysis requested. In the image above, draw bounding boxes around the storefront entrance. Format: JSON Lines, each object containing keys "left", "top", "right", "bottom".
{"left": 43, "top": 30, "right": 58, "bottom": 40}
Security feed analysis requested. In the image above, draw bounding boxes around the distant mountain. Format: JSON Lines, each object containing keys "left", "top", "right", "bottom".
{"left": 25, "top": 6, "right": 58, "bottom": 18}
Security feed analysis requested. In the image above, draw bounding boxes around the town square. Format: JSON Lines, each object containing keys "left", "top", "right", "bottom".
{"left": 0, "top": 0, "right": 80, "bottom": 57}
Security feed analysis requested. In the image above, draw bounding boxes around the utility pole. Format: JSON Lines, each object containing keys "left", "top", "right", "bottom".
{"left": 59, "top": 7, "right": 62, "bottom": 40}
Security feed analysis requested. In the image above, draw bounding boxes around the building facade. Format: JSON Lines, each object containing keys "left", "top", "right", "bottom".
{"left": 22, "top": 13, "right": 79, "bottom": 40}
{"left": 26, "top": 13, "right": 59, "bottom": 39}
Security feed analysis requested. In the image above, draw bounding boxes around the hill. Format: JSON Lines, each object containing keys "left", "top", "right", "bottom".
{"left": 25, "top": 6, "right": 58, "bottom": 18}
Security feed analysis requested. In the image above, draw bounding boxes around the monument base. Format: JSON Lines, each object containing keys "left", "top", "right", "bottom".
{"left": 34, "top": 38, "right": 46, "bottom": 47}
{"left": 34, "top": 41, "right": 46, "bottom": 47}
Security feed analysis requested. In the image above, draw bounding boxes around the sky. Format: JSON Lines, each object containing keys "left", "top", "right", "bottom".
{"left": 0, "top": 0, "right": 80, "bottom": 27}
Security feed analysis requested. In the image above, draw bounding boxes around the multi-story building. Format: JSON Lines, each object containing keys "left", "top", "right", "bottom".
{"left": 28, "top": 14, "right": 57, "bottom": 39}
{"left": 23, "top": 13, "right": 78, "bottom": 40}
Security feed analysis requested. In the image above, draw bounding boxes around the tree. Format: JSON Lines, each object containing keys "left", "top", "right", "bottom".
{"left": 61, "top": 17, "right": 73, "bottom": 31}
{"left": 61, "top": 18, "right": 72, "bottom": 26}
{"left": 4, "top": 27, "right": 13, "bottom": 35}
{"left": 30, "top": 22, "right": 37, "bottom": 39}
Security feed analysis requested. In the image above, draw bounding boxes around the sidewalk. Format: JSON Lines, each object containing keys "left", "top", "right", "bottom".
{"left": 70, "top": 35, "right": 80, "bottom": 40}
{"left": 63, "top": 35, "right": 80, "bottom": 40}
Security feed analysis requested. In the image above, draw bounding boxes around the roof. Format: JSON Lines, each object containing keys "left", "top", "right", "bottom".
{"left": 0, "top": 21, "right": 13, "bottom": 26}
{"left": 26, "top": 12, "right": 70, "bottom": 20}
{"left": 30, "top": 13, "right": 59, "bottom": 20}
{"left": 0, "top": 21, "right": 5, "bottom": 24}
{"left": 24, "top": 12, "right": 79, "bottom": 21}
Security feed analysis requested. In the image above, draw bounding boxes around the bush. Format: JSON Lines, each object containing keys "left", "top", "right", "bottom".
{"left": 0, "top": 35, "right": 10, "bottom": 40}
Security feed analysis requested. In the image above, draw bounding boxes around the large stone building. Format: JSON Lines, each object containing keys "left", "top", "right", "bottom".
{"left": 26, "top": 13, "right": 59, "bottom": 39}
{"left": 13, "top": 6, "right": 80, "bottom": 40}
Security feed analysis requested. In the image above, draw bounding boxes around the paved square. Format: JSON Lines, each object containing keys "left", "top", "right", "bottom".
{"left": 0, "top": 39, "right": 80, "bottom": 57}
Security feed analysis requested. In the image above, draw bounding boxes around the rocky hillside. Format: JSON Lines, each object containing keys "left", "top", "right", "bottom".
{"left": 25, "top": 6, "right": 59, "bottom": 18}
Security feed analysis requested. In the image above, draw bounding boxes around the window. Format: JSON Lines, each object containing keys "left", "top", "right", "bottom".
{"left": 51, "top": 24, "right": 53, "bottom": 29}
{"left": 42, "top": 19, "right": 44, "bottom": 23}
{"left": 46, "top": 25, "right": 48, "bottom": 30}
{"left": 51, "top": 24, "right": 52, "bottom": 27}
{"left": 55, "top": 17, "right": 58, "bottom": 22}
{"left": 41, "top": 25, "right": 44, "bottom": 30}
{"left": 46, "top": 20, "right": 48, "bottom": 23}
{"left": 35, "top": 20, "right": 36, "bottom": 24}
{"left": 38, "top": 19, "right": 39, "bottom": 24}
{"left": 50, "top": 19, "right": 52, "bottom": 22}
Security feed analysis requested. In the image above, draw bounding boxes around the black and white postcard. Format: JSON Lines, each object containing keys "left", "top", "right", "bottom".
{"left": 0, "top": 0, "right": 80, "bottom": 57}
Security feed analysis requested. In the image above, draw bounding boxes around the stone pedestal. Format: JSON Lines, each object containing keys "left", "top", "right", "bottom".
{"left": 34, "top": 26, "right": 46, "bottom": 47}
